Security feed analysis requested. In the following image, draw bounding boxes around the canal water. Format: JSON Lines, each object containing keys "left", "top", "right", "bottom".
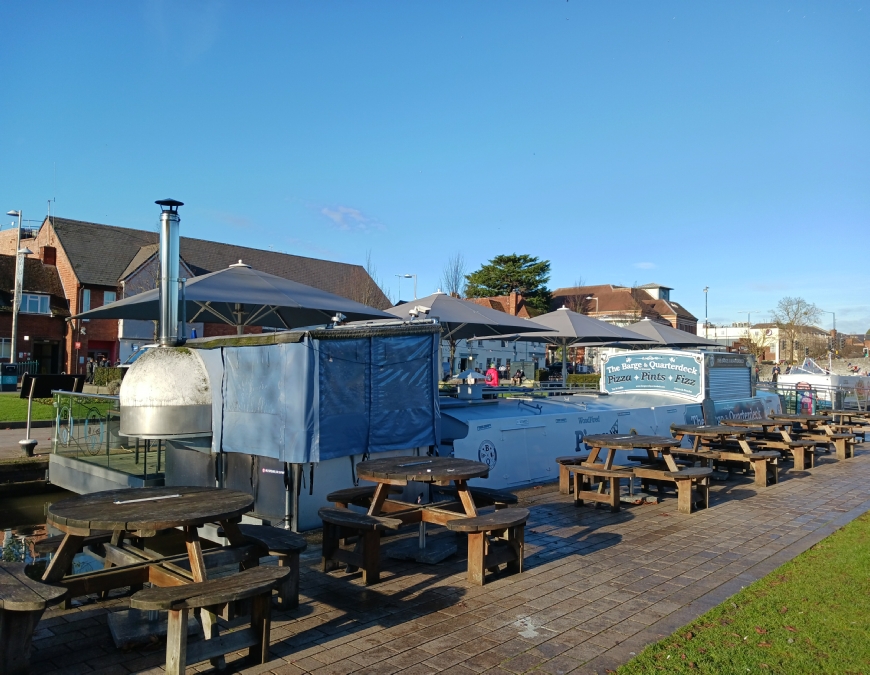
{"left": 0, "top": 487, "right": 101, "bottom": 573}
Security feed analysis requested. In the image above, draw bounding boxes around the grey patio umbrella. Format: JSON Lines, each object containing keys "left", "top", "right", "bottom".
{"left": 73, "top": 262, "right": 393, "bottom": 332}
{"left": 385, "top": 292, "right": 550, "bottom": 373}
{"left": 508, "top": 307, "right": 654, "bottom": 383}
{"left": 621, "top": 318, "right": 721, "bottom": 348}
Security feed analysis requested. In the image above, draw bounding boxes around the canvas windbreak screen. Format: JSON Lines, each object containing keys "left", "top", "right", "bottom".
{"left": 218, "top": 330, "right": 438, "bottom": 463}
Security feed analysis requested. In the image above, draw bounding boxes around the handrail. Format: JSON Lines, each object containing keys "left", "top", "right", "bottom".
{"left": 50, "top": 389, "right": 120, "bottom": 402}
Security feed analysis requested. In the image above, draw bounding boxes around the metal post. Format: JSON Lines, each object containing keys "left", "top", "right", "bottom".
{"left": 8, "top": 210, "right": 23, "bottom": 364}
{"left": 155, "top": 199, "right": 183, "bottom": 347}
{"left": 703, "top": 287, "right": 709, "bottom": 339}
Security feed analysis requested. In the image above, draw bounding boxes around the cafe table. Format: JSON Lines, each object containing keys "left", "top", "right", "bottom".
{"left": 721, "top": 418, "right": 816, "bottom": 470}
{"left": 670, "top": 424, "right": 780, "bottom": 487}
{"left": 44, "top": 486, "right": 255, "bottom": 650}
{"left": 768, "top": 413, "right": 856, "bottom": 460}
{"left": 43, "top": 486, "right": 254, "bottom": 585}
{"left": 355, "top": 455, "right": 491, "bottom": 562}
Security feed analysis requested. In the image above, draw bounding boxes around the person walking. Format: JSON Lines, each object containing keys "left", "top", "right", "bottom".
{"left": 485, "top": 363, "right": 499, "bottom": 387}
{"left": 86, "top": 357, "right": 95, "bottom": 383}
{"left": 771, "top": 364, "right": 780, "bottom": 383}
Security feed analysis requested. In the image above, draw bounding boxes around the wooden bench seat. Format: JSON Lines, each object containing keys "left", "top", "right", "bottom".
{"left": 567, "top": 465, "right": 633, "bottom": 512}
{"left": 318, "top": 508, "right": 402, "bottom": 586}
{"left": 326, "top": 485, "right": 401, "bottom": 508}
{"left": 130, "top": 566, "right": 290, "bottom": 675}
{"left": 555, "top": 455, "right": 589, "bottom": 494}
{"left": 33, "top": 530, "right": 114, "bottom": 555}
{"left": 756, "top": 439, "right": 816, "bottom": 470}
{"left": 0, "top": 562, "right": 67, "bottom": 675}
{"left": 237, "top": 524, "right": 307, "bottom": 609}
{"left": 446, "top": 508, "right": 529, "bottom": 585}
{"left": 430, "top": 485, "right": 518, "bottom": 509}
{"left": 630, "top": 465, "right": 712, "bottom": 514}
{"left": 712, "top": 449, "right": 780, "bottom": 486}
{"left": 663, "top": 467, "right": 713, "bottom": 514}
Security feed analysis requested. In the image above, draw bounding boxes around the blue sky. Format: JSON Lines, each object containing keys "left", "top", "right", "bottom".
{"left": 1, "top": 2, "right": 868, "bottom": 332}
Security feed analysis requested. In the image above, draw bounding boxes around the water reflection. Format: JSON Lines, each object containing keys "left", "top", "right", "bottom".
{"left": 0, "top": 488, "right": 102, "bottom": 575}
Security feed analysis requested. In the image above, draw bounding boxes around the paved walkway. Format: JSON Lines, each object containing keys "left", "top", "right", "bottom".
{"left": 0, "top": 426, "right": 53, "bottom": 459}
{"left": 32, "top": 446, "right": 870, "bottom": 675}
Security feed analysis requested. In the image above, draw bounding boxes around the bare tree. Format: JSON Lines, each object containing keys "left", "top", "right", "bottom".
{"left": 771, "top": 297, "right": 821, "bottom": 362}
{"left": 740, "top": 329, "right": 771, "bottom": 361}
{"left": 347, "top": 250, "right": 394, "bottom": 308}
{"left": 440, "top": 252, "right": 467, "bottom": 298}
{"left": 561, "top": 278, "right": 587, "bottom": 313}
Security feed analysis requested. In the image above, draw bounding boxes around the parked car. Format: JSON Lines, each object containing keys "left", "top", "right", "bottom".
{"left": 547, "top": 362, "right": 576, "bottom": 376}
{"left": 119, "top": 344, "right": 157, "bottom": 375}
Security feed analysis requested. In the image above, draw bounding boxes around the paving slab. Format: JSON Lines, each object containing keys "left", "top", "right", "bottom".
{"left": 29, "top": 446, "right": 870, "bottom": 674}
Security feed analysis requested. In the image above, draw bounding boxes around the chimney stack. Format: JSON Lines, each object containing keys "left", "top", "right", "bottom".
{"left": 155, "top": 199, "right": 183, "bottom": 347}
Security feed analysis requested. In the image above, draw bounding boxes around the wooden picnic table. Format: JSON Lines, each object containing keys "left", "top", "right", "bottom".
{"left": 820, "top": 410, "right": 870, "bottom": 425}
{"left": 721, "top": 418, "right": 817, "bottom": 470}
{"left": 768, "top": 413, "right": 857, "bottom": 459}
{"left": 670, "top": 424, "right": 779, "bottom": 487}
{"left": 43, "top": 486, "right": 254, "bottom": 586}
{"left": 356, "top": 456, "right": 490, "bottom": 521}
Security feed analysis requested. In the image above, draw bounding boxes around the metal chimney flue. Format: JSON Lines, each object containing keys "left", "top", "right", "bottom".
{"left": 155, "top": 198, "right": 184, "bottom": 347}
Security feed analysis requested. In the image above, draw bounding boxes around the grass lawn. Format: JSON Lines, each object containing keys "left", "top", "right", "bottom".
{"left": 617, "top": 512, "right": 870, "bottom": 674}
{"left": 0, "top": 393, "right": 57, "bottom": 422}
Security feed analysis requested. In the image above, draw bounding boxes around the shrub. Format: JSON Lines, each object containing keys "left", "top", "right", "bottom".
{"left": 94, "top": 367, "right": 122, "bottom": 386}
{"left": 567, "top": 373, "right": 600, "bottom": 386}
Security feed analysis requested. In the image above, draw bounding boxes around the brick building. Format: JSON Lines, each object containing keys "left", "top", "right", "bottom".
{"left": 0, "top": 216, "right": 389, "bottom": 375}
{"left": 551, "top": 283, "right": 698, "bottom": 334}
{"left": 0, "top": 254, "right": 70, "bottom": 372}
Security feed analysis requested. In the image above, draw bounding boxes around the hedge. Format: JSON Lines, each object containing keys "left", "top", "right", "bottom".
{"left": 94, "top": 367, "right": 123, "bottom": 386}
{"left": 567, "top": 373, "right": 600, "bottom": 386}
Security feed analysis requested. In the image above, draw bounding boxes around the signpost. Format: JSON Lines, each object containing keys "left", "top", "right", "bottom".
{"left": 600, "top": 350, "right": 704, "bottom": 401}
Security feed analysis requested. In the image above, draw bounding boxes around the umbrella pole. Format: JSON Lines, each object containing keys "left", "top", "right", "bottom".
{"left": 562, "top": 341, "right": 568, "bottom": 385}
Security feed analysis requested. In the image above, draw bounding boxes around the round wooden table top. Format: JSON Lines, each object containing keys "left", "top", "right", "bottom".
{"left": 670, "top": 424, "right": 748, "bottom": 437}
{"left": 47, "top": 486, "right": 254, "bottom": 534}
{"left": 582, "top": 434, "right": 681, "bottom": 449}
{"left": 356, "top": 456, "right": 490, "bottom": 484}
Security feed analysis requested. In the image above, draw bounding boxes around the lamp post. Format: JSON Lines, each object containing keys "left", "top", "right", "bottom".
{"left": 402, "top": 273, "right": 417, "bottom": 300}
{"left": 821, "top": 310, "right": 836, "bottom": 365}
{"left": 703, "top": 287, "right": 709, "bottom": 339}
{"left": 6, "top": 210, "right": 23, "bottom": 364}
{"left": 585, "top": 295, "right": 599, "bottom": 314}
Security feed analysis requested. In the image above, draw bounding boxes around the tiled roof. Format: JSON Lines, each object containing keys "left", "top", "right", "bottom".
{"left": 45, "top": 217, "right": 390, "bottom": 308}
{"left": 551, "top": 284, "right": 697, "bottom": 322}
{"left": 464, "top": 295, "right": 539, "bottom": 318}
{"left": 0, "top": 255, "right": 70, "bottom": 317}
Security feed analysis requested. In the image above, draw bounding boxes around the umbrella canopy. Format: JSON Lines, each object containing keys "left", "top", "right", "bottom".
{"left": 508, "top": 307, "right": 654, "bottom": 382}
{"left": 385, "top": 292, "right": 550, "bottom": 341}
{"left": 73, "top": 262, "right": 393, "bottom": 332}
{"left": 621, "top": 318, "right": 722, "bottom": 348}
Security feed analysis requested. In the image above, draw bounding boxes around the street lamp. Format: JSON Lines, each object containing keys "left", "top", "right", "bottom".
{"left": 402, "top": 273, "right": 417, "bottom": 300}
{"left": 703, "top": 287, "right": 709, "bottom": 339}
{"left": 820, "top": 309, "right": 836, "bottom": 363}
{"left": 585, "top": 295, "right": 599, "bottom": 314}
{"left": 6, "top": 210, "right": 23, "bottom": 365}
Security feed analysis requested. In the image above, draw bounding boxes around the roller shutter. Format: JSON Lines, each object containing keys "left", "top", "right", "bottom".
{"left": 708, "top": 368, "right": 750, "bottom": 401}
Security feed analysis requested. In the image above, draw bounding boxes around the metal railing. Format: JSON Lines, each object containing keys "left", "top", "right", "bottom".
{"left": 757, "top": 382, "right": 868, "bottom": 414}
{"left": 51, "top": 390, "right": 163, "bottom": 480}
{"left": 6, "top": 361, "right": 39, "bottom": 378}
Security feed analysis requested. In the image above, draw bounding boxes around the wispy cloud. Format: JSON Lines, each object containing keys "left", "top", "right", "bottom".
{"left": 633, "top": 262, "right": 656, "bottom": 269}
{"left": 320, "top": 205, "right": 385, "bottom": 233}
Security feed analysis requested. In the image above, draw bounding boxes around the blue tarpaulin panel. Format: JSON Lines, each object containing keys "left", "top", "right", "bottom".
{"left": 214, "top": 328, "right": 439, "bottom": 463}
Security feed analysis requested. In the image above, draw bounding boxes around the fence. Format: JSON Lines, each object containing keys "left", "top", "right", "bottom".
{"left": 51, "top": 390, "right": 164, "bottom": 480}
{"left": 757, "top": 382, "right": 868, "bottom": 414}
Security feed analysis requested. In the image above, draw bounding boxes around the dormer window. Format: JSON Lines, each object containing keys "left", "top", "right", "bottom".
{"left": 22, "top": 294, "right": 51, "bottom": 314}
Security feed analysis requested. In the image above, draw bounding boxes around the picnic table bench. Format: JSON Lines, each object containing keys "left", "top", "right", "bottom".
{"left": 319, "top": 507, "right": 402, "bottom": 585}
{"left": 0, "top": 562, "right": 67, "bottom": 675}
{"left": 130, "top": 565, "right": 290, "bottom": 675}
{"left": 236, "top": 524, "right": 307, "bottom": 608}
{"left": 446, "top": 508, "right": 529, "bottom": 585}
{"left": 430, "top": 484, "right": 518, "bottom": 509}
{"left": 555, "top": 455, "right": 590, "bottom": 494}
{"left": 671, "top": 424, "right": 780, "bottom": 486}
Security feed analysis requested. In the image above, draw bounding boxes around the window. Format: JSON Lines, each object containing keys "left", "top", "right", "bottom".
{"left": 104, "top": 291, "right": 116, "bottom": 305}
{"left": 21, "top": 294, "right": 50, "bottom": 314}
{"left": 81, "top": 289, "right": 91, "bottom": 312}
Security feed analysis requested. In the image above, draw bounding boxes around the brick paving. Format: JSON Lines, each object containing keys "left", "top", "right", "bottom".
{"left": 32, "top": 446, "right": 870, "bottom": 675}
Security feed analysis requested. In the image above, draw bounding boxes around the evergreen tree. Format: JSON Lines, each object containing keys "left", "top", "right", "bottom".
{"left": 465, "top": 254, "right": 551, "bottom": 313}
